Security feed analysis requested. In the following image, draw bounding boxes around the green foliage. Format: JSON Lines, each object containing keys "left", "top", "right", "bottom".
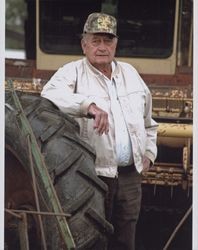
{"left": 6, "top": 0, "right": 27, "bottom": 49}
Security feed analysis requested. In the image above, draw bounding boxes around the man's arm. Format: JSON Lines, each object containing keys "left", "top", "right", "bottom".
{"left": 41, "top": 63, "right": 109, "bottom": 135}
{"left": 143, "top": 87, "right": 158, "bottom": 168}
{"left": 41, "top": 63, "right": 94, "bottom": 117}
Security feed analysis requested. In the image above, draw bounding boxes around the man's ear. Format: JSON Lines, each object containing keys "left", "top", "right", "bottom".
{"left": 81, "top": 39, "right": 86, "bottom": 54}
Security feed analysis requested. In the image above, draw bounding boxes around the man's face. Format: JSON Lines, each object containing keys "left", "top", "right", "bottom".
{"left": 81, "top": 33, "right": 118, "bottom": 67}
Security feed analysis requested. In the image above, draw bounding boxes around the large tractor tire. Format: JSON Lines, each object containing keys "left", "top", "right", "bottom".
{"left": 5, "top": 91, "right": 113, "bottom": 250}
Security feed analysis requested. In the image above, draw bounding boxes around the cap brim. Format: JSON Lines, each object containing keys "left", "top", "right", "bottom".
{"left": 83, "top": 31, "right": 118, "bottom": 38}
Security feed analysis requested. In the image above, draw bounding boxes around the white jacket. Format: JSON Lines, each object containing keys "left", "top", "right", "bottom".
{"left": 41, "top": 58, "right": 158, "bottom": 177}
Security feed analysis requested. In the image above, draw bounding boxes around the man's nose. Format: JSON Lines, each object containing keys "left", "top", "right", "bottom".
{"left": 98, "top": 40, "right": 106, "bottom": 49}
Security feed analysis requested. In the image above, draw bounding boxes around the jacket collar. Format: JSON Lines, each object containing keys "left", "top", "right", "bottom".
{"left": 83, "top": 58, "right": 120, "bottom": 78}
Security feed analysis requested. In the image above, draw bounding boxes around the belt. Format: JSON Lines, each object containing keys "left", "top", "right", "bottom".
{"left": 118, "top": 164, "right": 136, "bottom": 174}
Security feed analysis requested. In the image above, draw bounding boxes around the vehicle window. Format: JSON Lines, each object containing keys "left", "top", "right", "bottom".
{"left": 39, "top": 0, "right": 176, "bottom": 58}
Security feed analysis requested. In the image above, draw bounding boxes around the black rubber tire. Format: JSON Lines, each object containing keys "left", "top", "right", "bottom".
{"left": 5, "top": 91, "right": 113, "bottom": 250}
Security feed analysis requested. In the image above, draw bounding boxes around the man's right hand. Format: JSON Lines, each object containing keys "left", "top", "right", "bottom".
{"left": 87, "top": 103, "right": 109, "bottom": 135}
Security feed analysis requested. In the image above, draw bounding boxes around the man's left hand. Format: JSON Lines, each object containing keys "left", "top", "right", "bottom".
{"left": 142, "top": 156, "right": 151, "bottom": 172}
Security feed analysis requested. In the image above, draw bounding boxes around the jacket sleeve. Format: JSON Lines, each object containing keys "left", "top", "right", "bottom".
{"left": 143, "top": 83, "right": 158, "bottom": 164}
{"left": 41, "top": 62, "right": 94, "bottom": 117}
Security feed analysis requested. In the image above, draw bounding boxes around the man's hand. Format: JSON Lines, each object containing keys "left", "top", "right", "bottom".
{"left": 142, "top": 156, "right": 151, "bottom": 172}
{"left": 88, "top": 103, "right": 109, "bottom": 135}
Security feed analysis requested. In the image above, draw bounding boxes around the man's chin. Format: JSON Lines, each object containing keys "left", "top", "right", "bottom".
{"left": 95, "top": 58, "right": 111, "bottom": 65}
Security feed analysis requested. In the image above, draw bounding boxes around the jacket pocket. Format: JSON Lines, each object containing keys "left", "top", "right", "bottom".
{"left": 135, "top": 127, "right": 147, "bottom": 157}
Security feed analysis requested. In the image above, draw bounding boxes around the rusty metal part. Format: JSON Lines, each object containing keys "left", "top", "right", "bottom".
{"left": 157, "top": 137, "right": 191, "bottom": 148}
{"left": 5, "top": 59, "right": 192, "bottom": 85}
{"left": 162, "top": 205, "right": 192, "bottom": 250}
{"left": 5, "top": 79, "right": 193, "bottom": 120}
{"left": 27, "top": 134, "right": 47, "bottom": 250}
{"left": 5, "top": 78, "right": 43, "bottom": 93}
{"left": 18, "top": 213, "right": 29, "bottom": 250}
{"left": 157, "top": 123, "right": 192, "bottom": 138}
{"left": 4, "top": 78, "right": 193, "bottom": 123}
{"left": 6, "top": 209, "right": 71, "bottom": 218}
{"left": 150, "top": 84, "right": 193, "bottom": 118}
{"left": 157, "top": 123, "right": 192, "bottom": 148}
{"left": 142, "top": 164, "right": 192, "bottom": 188}
{"left": 183, "top": 138, "right": 191, "bottom": 172}
{"left": 152, "top": 98, "right": 193, "bottom": 118}
{"left": 5, "top": 208, "right": 71, "bottom": 250}
{"left": 5, "top": 210, "right": 30, "bottom": 250}
{"left": 6, "top": 209, "right": 22, "bottom": 219}
{"left": 143, "top": 129, "right": 192, "bottom": 188}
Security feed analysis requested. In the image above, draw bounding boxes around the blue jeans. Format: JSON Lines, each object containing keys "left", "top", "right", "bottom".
{"left": 99, "top": 166, "right": 142, "bottom": 250}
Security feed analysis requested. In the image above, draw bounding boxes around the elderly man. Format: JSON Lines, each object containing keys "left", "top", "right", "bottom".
{"left": 41, "top": 12, "right": 158, "bottom": 250}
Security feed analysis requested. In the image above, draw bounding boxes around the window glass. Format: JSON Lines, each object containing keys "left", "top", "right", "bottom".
{"left": 39, "top": 0, "right": 176, "bottom": 58}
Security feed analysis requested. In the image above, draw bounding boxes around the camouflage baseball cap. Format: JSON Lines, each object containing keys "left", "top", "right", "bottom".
{"left": 83, "top": 13, "right": 117, "bottom": 37}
